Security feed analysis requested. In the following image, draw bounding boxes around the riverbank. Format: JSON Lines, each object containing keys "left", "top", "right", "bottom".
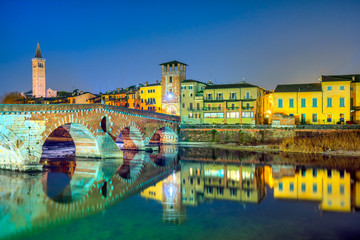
{"left": 178, "top": 128, "right": 360, "bottom": 158}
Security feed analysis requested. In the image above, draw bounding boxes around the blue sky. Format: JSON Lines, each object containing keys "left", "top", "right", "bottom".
{"left": 1, "top": 0, "right": 360, "bottom": 94}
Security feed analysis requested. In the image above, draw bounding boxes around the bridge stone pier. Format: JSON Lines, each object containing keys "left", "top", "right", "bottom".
{"left": 0, "top": 104, "right": 179, "bottom": 171}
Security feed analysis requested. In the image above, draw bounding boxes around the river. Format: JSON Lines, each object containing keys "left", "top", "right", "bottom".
{"left": 1, "top": 142, "right": 360, "bottom": 240}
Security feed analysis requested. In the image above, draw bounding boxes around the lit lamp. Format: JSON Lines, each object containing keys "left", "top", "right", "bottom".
{"left": 167, "top": 92, "right": 174, "bottom": 100}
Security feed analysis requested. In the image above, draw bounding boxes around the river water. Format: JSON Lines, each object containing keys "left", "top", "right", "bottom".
{"left": 1, "top": 142, "right": 360, "bottom": 240}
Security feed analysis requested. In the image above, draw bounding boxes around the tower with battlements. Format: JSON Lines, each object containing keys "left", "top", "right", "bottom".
{"left": 160, "top": 60, "right": 187, "bottom": 115}
{"left": 32, "top": 43, "right": 46, "bottom": 98}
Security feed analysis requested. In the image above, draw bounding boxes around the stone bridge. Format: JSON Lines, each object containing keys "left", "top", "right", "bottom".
{"left": 0, "top": 104, "right": 180, "bottom": 171}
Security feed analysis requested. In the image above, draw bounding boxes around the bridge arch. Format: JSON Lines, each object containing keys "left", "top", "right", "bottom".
{"left": 41, "top": 119, "right": 101, "bottom": 159}
{"left": 148, "top": 125, "right": 178, "bottom": 145}
{"left": 114, "top": 122, "right": 145, "bottom": 150}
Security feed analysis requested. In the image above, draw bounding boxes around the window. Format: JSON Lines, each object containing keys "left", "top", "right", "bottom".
{"left": 190, "top": 93, "right": 193, "bottom": 97}
{"left": 217, "top": 93, "right": 223, "bottom": 100}
{"left": 197, "top": 103, "right": 200, "bottom": 110}
{"left": 340, "top": 113, "right": 344, "bottom": 123}
{"left": 206, "top": 187, "right": 213, "bottom": 194}
{"left": 301, "top": 169, "right": 306, "bottom": 177}
{"left": 312, "top": 114, "right": 317, "bottom": 123}
{"left": 327, "top": 114, "right": 332, "bottom": 123}
{"left": 313, "top": 183, "right": 318, "bottom": 193}
{"left": 188, "top": 113, "right": 193, "bottom": 118}
{"left": 230, "top": 189, "right": 237, "bottom": 197}
{"left": 340, "top": 98, "right": 345, "bottom": 107}
{"left": 189, "top": 86, "right": 193, "bottom": 89}
{"left": 301, "top": 183, "right": 306, "bottom": 192}
{"left": 289, "top": 98, "right": 294, "bottom": 108}
{"left": 327, "top": 86, "right": 332, "bottom": 91}
{"left": 312, "top": 98, "right": 317, "bottom": 108}
{"left": 340, "top": 185, "right": 345, "bottom": 195}
{"left": 340, "top": 86, "right": 345, "bottom": 90}
{"left": 327, "top": 184, "right": 332, "bottom": 194}
{"left": 204, "top": 112, "right": 224, "bottom": 118}
{"left": 301, "top": 114, "right": 306, "bottom": 123}
{"left": 206, "top": 93, "right": 212, "bottom": 100}
{"left": 246, "top": 92, "right": 250, "bottom": 99}
{"left": 327, "top": 169, "right": 332, "bottom": 178}
{"left": 279, "top": 182, "right": 283, "bottom": 191}
{"left": 230, "top": 92, "right": 236, "bottom": 99}
{"left": 278, "top": 99, "right": 283, "bottom": 108}
{"left": 313, "top": 169, "right": 317, "bottom": 177}
{"left": 301, "top": 98, "right": 306, "bottom": 108}
{"left": 169, "top": 76, "right": 173, "bottom": 83}
{"left": 182, "top": 103, "right": 185, "bottom": 108}
{"left": 217, "top": 187, "right": 224, "bottom": 195}
{"left": 242, "top": 112, "right": 254, "bottom": 118}
{"left": 227, "top": 112, "right": 239, "bottom": 119}
{"left": 327, "top": 98, "right": 332, "bottom": 107}
{"left": 340, "top": 170, "right": 345, "bottom": 178}
{"left": 189, "top": 103, "right": 193, "bottom": 110}
{"left": 289, "top": 182, "right": 294, "bottom": 192}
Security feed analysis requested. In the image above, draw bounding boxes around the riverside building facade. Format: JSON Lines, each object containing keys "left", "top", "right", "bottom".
{"left": 273, "top": 74, "right": 360, "bottom": 124}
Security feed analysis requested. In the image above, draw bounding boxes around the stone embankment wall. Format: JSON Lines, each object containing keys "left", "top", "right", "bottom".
{"left": 179, "top": 127, "right": 360, "bottom": 144}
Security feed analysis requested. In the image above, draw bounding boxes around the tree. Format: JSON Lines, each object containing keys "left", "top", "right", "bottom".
{"left": 1, "top": 92, "right": 25, "bottom": 104}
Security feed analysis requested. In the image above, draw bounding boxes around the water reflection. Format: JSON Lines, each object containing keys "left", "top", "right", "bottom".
{"left": 1, "top": 145, "right": 360, "bottom": 239}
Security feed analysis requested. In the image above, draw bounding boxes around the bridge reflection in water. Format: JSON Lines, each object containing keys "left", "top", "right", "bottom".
{"left": 1, "top": 146, "right": 360, "bottom": 239}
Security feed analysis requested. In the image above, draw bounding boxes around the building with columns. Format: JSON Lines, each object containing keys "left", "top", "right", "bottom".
{"left": 160, "top": 60, "right": 187, "bottom": 116}
{"left": 32, "top": 43, "right": 46, "bottom": 98}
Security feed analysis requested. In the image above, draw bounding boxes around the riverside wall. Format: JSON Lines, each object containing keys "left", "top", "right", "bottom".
{"left": 179, "top": 126, "right": 360, "bottom": 144}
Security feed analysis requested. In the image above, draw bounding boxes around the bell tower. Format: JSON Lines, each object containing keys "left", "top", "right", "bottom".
{"left": 32, "top": 43, "right": 46, "bottom": 98}
{"left": 160, "top": 60, "right": 187, "bottom": 115}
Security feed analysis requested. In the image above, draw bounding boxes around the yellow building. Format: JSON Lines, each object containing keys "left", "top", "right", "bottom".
{"left": 202, "top": 82, "right": 266, "bottom": 124}
{"left": 180, "top": 79, "right": 207, "bottom": 124}
{"left": 139, "top": 82, "right": 162, "bottom": 113}
{"left": 273, "top": 74, "right": 360, "bottom": 124}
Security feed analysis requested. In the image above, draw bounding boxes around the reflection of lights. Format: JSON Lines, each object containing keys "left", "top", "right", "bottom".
{"left": 172, "top": 171, "right": 176, "bottom": 181}
{"left": 267, "top": 110, "right": 271, "bottom": 114}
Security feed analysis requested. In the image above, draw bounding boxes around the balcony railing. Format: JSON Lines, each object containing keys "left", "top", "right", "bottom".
{"left": 242, "top": 106, "right": 254, "bottom": 110}
{"left": 227, "top": 107, "right": 239, "bottom": 110}
{"left": 203, "top": 107, "right": 222, "bottom": 111}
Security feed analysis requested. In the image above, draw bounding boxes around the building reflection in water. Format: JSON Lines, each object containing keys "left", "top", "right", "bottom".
{"left": 141, "top": 160, "right": 360, "bottom": 215}
{"left": 273, "top": 166, "right": 360, "bottom": 212}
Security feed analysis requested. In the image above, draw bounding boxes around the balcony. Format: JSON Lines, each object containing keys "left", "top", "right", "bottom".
{"left": 187, "top": 108, "right": 202, "bottom": 111}
{"left": 242, "top": 106, "right": 254, "bottom": 110}
{"left": 203, "top": 107, "right": 222, "bottom": 111}
{"left": 227, "top": 107, "right": 239, "bottom": 111}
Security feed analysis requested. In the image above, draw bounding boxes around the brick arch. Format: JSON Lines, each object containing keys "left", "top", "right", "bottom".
{"left": 0, "top": 125, "right": 27, "bottom": 169}
{"left": 147, "top": 123, "right": 178, "bottom": 145}
{"left": 113, "top": 121, "right": 145, "bottom": 150}
{"left": 40, "top": 115, "right": 101, "bottom": 159}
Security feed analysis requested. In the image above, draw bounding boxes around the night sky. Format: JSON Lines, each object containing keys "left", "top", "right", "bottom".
{"left": 1, "top": 0, "right": 360, "bottom": 95}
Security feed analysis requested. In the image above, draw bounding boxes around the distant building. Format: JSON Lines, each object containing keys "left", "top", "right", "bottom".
{"left": 32, "top": 43, "right": 46, "bottom": 98}
{"left": 180, "top": 79, "right": 207, "bottom": 124}
{"left": 161, "top": 61, "right": 187, "bottom": 116}
{"left": 68, "top": 92, "right": 96, "bottom": 104}
{"left": 140, "top": 81, "right": 162, "bottom": 112}
{"left": 202, "top": 82, "right": 266, "bottom": 125}
{"left": 46, "top": 88, "right": 57, "bottom": 98}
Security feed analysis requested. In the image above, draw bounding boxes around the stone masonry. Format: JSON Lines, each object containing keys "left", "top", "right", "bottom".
{"left": 0, "top": 104, "right": 180, "bottom": 171}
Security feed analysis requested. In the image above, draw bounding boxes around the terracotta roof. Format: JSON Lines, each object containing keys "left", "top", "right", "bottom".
{"left": 275, "top": 83, "right": 322, "bottom": 92}
{"left": 35, "top": 43, "right": 42, "bottom": 58}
